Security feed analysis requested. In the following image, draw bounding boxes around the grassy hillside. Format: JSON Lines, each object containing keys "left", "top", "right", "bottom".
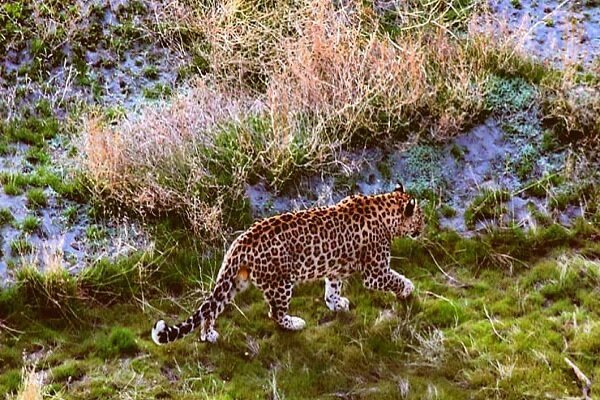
{"left": 0, "top": 0, "right": 599, "bottom": 399}
{"left": 1, "top": 223, "right": 599, "bottom": 398}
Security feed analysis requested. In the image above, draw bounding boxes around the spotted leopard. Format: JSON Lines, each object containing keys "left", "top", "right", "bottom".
{"left": 152, "top": 185, "right": 423, "bottom": 344}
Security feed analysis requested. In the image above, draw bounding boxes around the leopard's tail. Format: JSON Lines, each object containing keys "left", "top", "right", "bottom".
{"left": 151, "top": 250, "right": 249, "bottom": 345}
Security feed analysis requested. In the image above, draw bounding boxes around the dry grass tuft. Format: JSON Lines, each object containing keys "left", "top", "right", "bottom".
{"left": 80, "top": 80, "right": 255, "bottom": 239}
{"left": 14, "top": 367, "right": 43, "bottom": 400}
{"left": 542, "top": 84, "right": 600, "bottom": 147}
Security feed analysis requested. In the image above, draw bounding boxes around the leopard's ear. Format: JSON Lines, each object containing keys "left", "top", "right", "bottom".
{"left": 404, "top": 198, "right": 416, "bottom": 217}
{"left": 394, "top": 182, "right": 404, "bottom": 193}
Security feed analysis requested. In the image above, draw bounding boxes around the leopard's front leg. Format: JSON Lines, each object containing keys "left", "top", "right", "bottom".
{"left": 324, "top": 278, "right": 350, "bottom": 311}
{"left": 360, "top": 246, "right": 414, "bottom": 299}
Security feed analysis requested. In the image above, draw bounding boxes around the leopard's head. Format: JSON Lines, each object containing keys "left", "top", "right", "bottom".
{"left": 391, "top": 184, "right": 424, "bottom": 239}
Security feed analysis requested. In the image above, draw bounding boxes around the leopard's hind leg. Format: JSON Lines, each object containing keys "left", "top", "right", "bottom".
{"left": 195, "top": 266, "right": 251, "bottom": 342}
{"left": 260, "top": 280, "right": 306, "bottom": 330}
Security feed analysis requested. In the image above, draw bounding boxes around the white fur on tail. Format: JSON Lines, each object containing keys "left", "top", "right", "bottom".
{"left": 151, "top": 320, "right": 167, "bottom": 345}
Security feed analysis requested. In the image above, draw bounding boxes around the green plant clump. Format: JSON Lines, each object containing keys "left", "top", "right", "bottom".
{"left": 143, "top": 83, "right": 172, "bottom": 99}
{"left": 403, "top": 145, "right": 445, "bottom": 200}
{"left": 96, "top": 327, "right": 139, "bottom": 359}
{"left": 21, "top": 215, "right": 41, "bottom": 233}
{"left": 26, "top": 188, "right": 48, "bottom": 208}
{"left": 10, "top": 239, "right": 34, "bottom": 256}
{"left": 485, "top": 75, "right": 536, "bottom": 113}
{"left": 85, "top": 225, "right": 107, "bottom": 241}
{"left": 439, "top": 204, "right": 457, "bottom": 218}
{"left": 514, "top": 144, "right": 539, "bottom": 181}
{"left": 464, "top": 189, "right": 510, "bottom": 229}
{"left": 0, "top": 208, "right": 14, "bottom": 226}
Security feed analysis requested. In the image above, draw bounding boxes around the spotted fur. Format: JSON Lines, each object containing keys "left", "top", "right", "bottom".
{"left": 152, "top": 187, "right": 424, "bottom": 344}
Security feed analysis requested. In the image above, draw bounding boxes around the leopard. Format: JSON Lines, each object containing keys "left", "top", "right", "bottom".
{"left": 152, "top": 185, "right": 424, "bottom": 345}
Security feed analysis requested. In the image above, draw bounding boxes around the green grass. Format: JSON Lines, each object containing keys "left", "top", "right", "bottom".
{"left": 0, "top": 222, "right": 598, "bottom": 398}
{"left": 0, "top": 0, "right": 598, "bottom": 397}
{"left": 464, "top": 188, "right": 511, "bottom": 229}
{"left": 0, "top": 369, "right": 21, "bottom": 396}
{"left": 1, "top": 116, "right": 59, "bottom": 146}
{"left": 51, "top": 360, "right": 85, "bottom": 383}
{"left": 142, "top": 83, "right": 172, "bottom": 99}
{"left": 0, "top": 208, "right": 14, "bottom": 226}
{"left": 63, "top": 206, "right": 78, "bottom": 224}
{"left": 550, "top": 181, "right": 598, "bottom": 211}
{"left": 485, "top": 75, "right": 536, "bottom": 113}
{"left": 0, "top": 139, "right": 12, "bottom": 155}
{"left": 449, "top": 143, "right": 465, "bottom": 161}
{"left": 142, "top": 65, "right": 159, "bottom": 80}
{"left": 527, "top": 202, "right": 553, "bottom": 226}
{"left": 85, "top": 225, "right": 107, "bottom": 241}
{"left": 541, "top": 129, "right": 561, "bottom": 152}
{"left": 21, "top": 215, "right": 41, "bottom": 233}
{"left": 513, "top": 144, "right": 539, "bottom": 181}
{"left": 1, "top": 168, "right": 86, "bottom": 203}
{"left": 25, "top": 146, "right": 51, "bottom": 164}
{"left": 10, "top": 238, "right": 34, "bottom": 256}
{"left": 3, "top": 182, "right": 22, "bottom": 196}
{"left": 26, "top": 188, "right": 48, "bottom": 208}
{"left": 522, "top": 173, "right": 563, "bottom": 198}
{"left": 376, "top": 158, "right": 393, "bottom": 181}
{"left": 96, "top": 327, "right": 139, "bottom": 359}
{"left": 1, "top": 172, "right": 29, "bottom": 195}
{"left": 403, "top": 144, "right": 445, "bottom": 200}
{"left": 438, "top": 204, "right": 456, "bottom": 218}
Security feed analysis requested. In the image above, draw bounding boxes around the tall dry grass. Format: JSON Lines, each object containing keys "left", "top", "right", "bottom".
{"left": 12, "top": 367, "right": 43, "bottom": 400}
{"left": 80, "top": 0, "right": 549, "bottom": 239}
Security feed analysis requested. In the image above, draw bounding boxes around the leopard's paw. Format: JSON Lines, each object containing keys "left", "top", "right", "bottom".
{"left": 336, "top": 296, "right": 350, "bottom": 311}
{"left": 200, "top": 328, "right": 219, "bottom": 343}
{"left": 399, "top": 279, "right": 415, "bottom": 299}
{"left": 281, "top": 316, "right": 306, "bottom": 330}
